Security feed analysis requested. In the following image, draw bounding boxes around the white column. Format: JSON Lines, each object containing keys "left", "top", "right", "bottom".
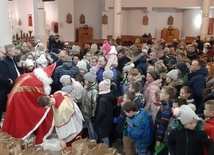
{"left": 200, "top": 0, "right": 210, "bottom": 40}
{"left": 102, "top": 0, "right": 108, "bottom": 39}
{"left": 113, "top": 0, "right": 122, "bottom": 39}
{"left": 33, "top": 0, "right": 46, "bottom": 44}
{"left": 58, "top": 0, "right": 75, "bottom": 41}
{"left": 0, "top": 0, "right": 12, "bottom": 46}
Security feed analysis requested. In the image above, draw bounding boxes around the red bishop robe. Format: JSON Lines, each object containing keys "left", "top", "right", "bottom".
{"left": 2, "top": 71, "right": 54, "bottom": 144}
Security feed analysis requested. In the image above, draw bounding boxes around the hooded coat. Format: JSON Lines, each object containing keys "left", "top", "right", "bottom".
{"left": 94, "top": 91, "right": 114, "bottom": 139}
{"left": 168, "top": 119, "right": 212, "bottom": 155}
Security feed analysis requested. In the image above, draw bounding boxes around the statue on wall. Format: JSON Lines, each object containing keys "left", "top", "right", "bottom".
{"left": 102, "top": 14, "right": 108, "bottom": 25}
{"left": 143, "top": 15, "right": 148, "bottom": 25}
{"left": 18, "top": 19, "right": 22, "bottom": 26}
{"left": 66, "top": 13, "right": 72, "bottom": 24}
{"left": 168, "top": 16, "right": 173, "bottom": 25}
{"left": 80, "top": 14, "right": 85, "bottom": 24}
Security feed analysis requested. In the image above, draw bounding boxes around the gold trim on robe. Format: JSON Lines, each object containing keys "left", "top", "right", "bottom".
{"left": 54, "top": 92, "right": 75, "bottom": 127}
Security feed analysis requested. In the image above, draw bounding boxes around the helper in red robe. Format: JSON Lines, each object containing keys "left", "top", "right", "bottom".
{"left": 2, "top": 63, "right": 56, "bottom": 145}
{"left": 38, "top": 91, "right": 84, "bottom": 148}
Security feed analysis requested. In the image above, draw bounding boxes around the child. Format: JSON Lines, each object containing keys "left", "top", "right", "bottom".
{"left": 164, "top": 98, "right": 188, "bottom": 146}
{"left": 155, "top": 86, "right": 176, "bottom": 153}
{"left": 60, "top": 75, "right": 84, "bottom": 106}
{"left": 119, "top": 63, "right": 134, "bottom": 96}
{"left": 123, "top": 68, "right": 143, "bottom": 94}
{"left": 179, "top": 86, "right": 195, "bottom": 105}
{"left": 168, "top": 105, "right": 212, "bottom": 155}
{"left": 150, "top": 90, "right": 162, "bottom": 123}
{"left": 95, "top": 79, "right": 114, "bottom": 146}
{"left": 81, "top": 70, "right": 98, "bottom": 140}
{"left": 89, "top": 56, "right": 98, "bottom": 68}
{"left": 114, "top": 91, "right": 136, "bottom": 155}
{"left": 165, "top": 69, "right": 184, "bottom": 96}
{"left": 122, "top": 101, "right": 153, "bottom": 155}
{"left": 129, "top": 82, "right": 146, "bottom": 108}
{"left": 76, "top": 60, "right": 88, "bottom": 76}
{"left": 103, "top": 69, "right": 118, "bottom": 97}
{"left": 102, "top": 40, "right": 118, "bottom": 70}
{"left": 204, "top": 100, "right": 214, "bottom": 140}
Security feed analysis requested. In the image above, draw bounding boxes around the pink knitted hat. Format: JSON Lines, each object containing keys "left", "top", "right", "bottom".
{"left": 102, "top": 40, "right": 111, "bottom": 55}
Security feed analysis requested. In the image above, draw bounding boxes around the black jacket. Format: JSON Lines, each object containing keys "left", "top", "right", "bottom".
{"left": 0, "top": 56, "right": 19, "bottom": 92}
{"left": 117, "top": 56, "right": 130, "bottom": 73}
{"left": 94, "top": 92, "right": 114, "bottom": 139}
{"left": 168, "top": 123, "right": 212, "bottom": 155}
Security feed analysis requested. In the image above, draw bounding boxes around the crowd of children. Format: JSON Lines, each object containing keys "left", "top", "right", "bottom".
{"left": 1, "top": 36, "right": 214, "bottom": 155}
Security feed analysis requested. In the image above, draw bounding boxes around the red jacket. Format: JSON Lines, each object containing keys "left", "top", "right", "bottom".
{"left": 204, "top": 118, "right": 214, "bottom": 141}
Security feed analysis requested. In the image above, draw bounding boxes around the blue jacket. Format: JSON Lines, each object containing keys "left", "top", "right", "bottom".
{"left": 97, "top": 67, "right": 117, "bottom": 83}
{"left": 116, "top": 94, "right": 145, "bottom": 132}
{"left": 124, "top": 108, "right": 153, "bottom": 150}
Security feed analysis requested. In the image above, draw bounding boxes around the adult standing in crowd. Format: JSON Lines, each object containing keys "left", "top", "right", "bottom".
{"left": 0, "top": 46, "right": 6, "bottom": 122}
{"left": 188, "top": 59, "right": 208, "bottom": 113}
{"left": 0, "top": 44, "right": 20, "bottom": 122}
{"left": 97, "top": 55, "right": 118, "bottom": 83}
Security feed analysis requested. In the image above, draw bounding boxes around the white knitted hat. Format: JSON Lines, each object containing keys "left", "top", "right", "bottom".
{"left": 123, "top": 63, "right": 135, "bottom": 73}
{"left": 179, "top": 105, "right": 199, "bottom": 125}
{"left": 167, "top": 69, "right": 178, "bottom": 81}
{"left": 77, "top": 60, "right": 88, "bottom": 71}
{"left": 60, "top": 75, "right": 71, "bottom": 84}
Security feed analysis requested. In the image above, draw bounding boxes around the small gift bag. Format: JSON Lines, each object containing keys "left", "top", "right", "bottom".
{"left": 72, "top": 138, "right": 90, "bottom": 154}
{"left": 82, "top": 139, "right": 97, "bottom": 154}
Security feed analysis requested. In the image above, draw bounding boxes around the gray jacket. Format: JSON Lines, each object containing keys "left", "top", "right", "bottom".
{"left": 81, "top": 83, "right": 98, "bottom": 121}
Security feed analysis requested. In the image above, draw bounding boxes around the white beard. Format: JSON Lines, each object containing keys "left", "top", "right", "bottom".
{"left": 33, "top": 68, "right": 53, "bottom": 95}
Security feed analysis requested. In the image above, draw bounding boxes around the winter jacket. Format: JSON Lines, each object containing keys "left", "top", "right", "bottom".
{"left": 134, "top": 92, "right": 146, "bottom": 108}
{"left": 204, "top": 118, "right": 214, "bottom": 141}
{"left": 143, "top": 79, "right": 162, "bottom": 110}
{"left": 61, "top": 78, "right": 84, "bottom": 104}
{"left": 117, "top": 56, "right": 130, "bottom": 73}
{"left": 177, "top": 72, "right": 188, "bottom": 86}
{"left": 168, "top": 119, "right": 212, "bottom": 155}
{"left": 188, "top": 68, "right": 208, "bottom": 107}
{"left": 135, "top": 55, "right": 148, "bottom": 76}
{"left": 150, "top": 99, "right": 162, "bottom": 123}
{"left": 94, "top": 91, "right": 114, "bottom": 139}
{"left": 0, "top": 56, "right": 19, "bottom": 92}
{"left": 53, "top": 62, "right": 79, "bottom": 90}
{"left": 206, "top": 77, "right": 214, "bottom": 88}
{"left": 97, "top": 67, "right": 117, "bottom": 84}
{"left": 116, "top": 93, "right": 145, "bottom": 133}
{"left": 124, "top": 108, "right": 153, "bottom": 150}
{"left": 123, "top": 73, "right": 143, "bottom": 94}
{"left": 166, "top": 79, "right": 184, "bottom": 97}
{"left": 155, "top": 100, "right": 173, "bottom": 142}
{"left": 81, "top": 83, "right": 98, "bottom": 121}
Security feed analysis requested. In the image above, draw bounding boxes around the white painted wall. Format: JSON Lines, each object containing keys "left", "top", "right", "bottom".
{"left": 182, "top": 9, "right": 201, "bottom": 38}
{"left": 6, "top": 0, "right": 214, "bottom": 41}
{"left": 44, "top": 0, "right": 58, "bottom": 23}
{"left": 74, "top": 0, "right": 103, "bottom": 40}
{"left": 107, "top": 8, "right": 183, "bottom": 40}
{"left": 16, "top": 0, "right": 34, "bottom": 35}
